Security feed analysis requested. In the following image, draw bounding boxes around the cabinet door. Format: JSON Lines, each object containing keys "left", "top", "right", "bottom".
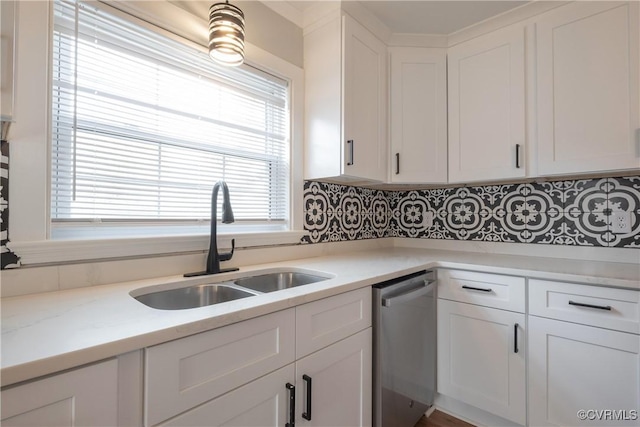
{"left": 529, "top": 316, "right": 640, "bottom": 427}
{"left": 145, "top": 309, "right": 295, "bottom": 425}
{"left": 1, "top": 359, "right": 118, "bottom": 427}
{"left": 295, "top": 328, "right": 372, "bottom": 426}
{"left": 448, "top": 23, "right": 526, "bottom": 183}
{"left": 343, "top": 14, "right": 387, "bottom": 182}
{"left": 389, "top": 47, "right": 447, "bottom": 184}
{"left": 437, "top": 299, "right": 526, "bottom": 424}
{"left": 296, "top": 286, "right": 371, "bottom": 359}
{"left": 536, "top": 1, "right": 640, "bottom": 175}
{"left": 158, "top": 364, "right": 295, "bottom": 427}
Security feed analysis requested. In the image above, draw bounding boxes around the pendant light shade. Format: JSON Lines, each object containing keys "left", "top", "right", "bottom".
{"left": 208, "top": 1, "right": 245, "bottom": 67}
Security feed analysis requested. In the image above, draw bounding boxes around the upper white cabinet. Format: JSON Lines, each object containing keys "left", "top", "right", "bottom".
{"left": 448, "top": 23, "right": 527, "bottom": 183}
{"left": 304, "top": 12, "right": 387, "bottom": 182}
{"left": 389, "top": 47, "right": 448, "bottom": 183}
{"left": 536, "top": 1, "right": 640, "bottom": 176}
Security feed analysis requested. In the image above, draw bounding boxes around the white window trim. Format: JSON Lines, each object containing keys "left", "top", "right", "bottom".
{"left": 8, "top": 231, "right": 306, "bottom": 265}
{"left": 8, "top": 1, "right": 305, "bottom": 266}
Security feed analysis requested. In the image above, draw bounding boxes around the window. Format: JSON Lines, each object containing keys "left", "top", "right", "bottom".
{"left": 51, "top": 0, "right": 290, "bottom": 239}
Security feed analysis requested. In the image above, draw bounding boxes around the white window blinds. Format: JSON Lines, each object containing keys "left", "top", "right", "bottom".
{"left": 51, "top": 0, "right": 290, "bottom": 234}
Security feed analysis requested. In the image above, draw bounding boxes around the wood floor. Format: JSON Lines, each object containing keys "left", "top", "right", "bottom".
{"left": 414, "top": 410, "right": 476, "bottom": 427}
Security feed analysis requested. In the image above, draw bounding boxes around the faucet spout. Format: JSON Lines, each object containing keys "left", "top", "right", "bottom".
{"left": 184, "top": 180, "right": 238, "bottom": 277}
{"left": 206, "top": 181, "right": 237, "bottom": 274}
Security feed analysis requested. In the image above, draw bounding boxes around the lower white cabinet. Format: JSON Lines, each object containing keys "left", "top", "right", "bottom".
{"left": 296, "top": 328, "right": 372, "bottom": 426}
{"left": 528, "top": 278, "right": 640, "bottom": 427}
{"left": 437, "top": 298, "right": 526, "bottom": 425}
{"left": 145, "top": 309, "right": 295, "bottom": 425}
{"left": 529, "top": 316, "right": 640, "bottom": 426}
{"left": 158, "top": 328, "right": 372, "bottom": 427}
{"left": 145, "top": 287, "right": 372, "bottom": 426}
{"left": 296, "top": 285, "right": 372, "bottom": 358}
{"left": 436, "top": 270, "right": 640, "bottom": 427}
{"left": 0, "top": 359, "right": 119, "bottom": 427}
{"left": 158, "top": 364, "right": 295, "bottom": 427}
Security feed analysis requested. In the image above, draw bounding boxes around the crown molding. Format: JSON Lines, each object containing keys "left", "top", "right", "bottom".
{"left": 387, "top": 33, "right": 448, "bottom": 49}
{"left": 447, "top": 1, "right": 570, "bottom": 47}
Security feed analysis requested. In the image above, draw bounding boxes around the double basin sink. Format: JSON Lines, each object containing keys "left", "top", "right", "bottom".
{"left": 132, "top": 270, "right": 331, "bottom": 310}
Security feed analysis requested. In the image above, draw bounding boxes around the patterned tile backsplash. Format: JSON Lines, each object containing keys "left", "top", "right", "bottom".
{"left": 302, "top": 176, "right": 640, "bottom": 248}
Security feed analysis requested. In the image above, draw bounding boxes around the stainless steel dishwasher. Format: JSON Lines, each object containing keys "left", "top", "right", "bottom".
{"left": 373, "top": 270, "right": 436, "bottom": 427}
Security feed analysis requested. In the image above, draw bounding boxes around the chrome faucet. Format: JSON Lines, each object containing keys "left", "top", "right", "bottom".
{"left": 184, "top": 181, "right": 238, "bottom": 277}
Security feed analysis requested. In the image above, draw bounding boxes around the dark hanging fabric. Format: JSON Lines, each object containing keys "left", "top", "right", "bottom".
{"left": 1, "top": 139, "right": 21, "bottom": 269}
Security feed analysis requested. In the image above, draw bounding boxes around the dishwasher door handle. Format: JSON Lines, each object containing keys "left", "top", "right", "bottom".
{"left": 382, "top": 281, "right": 434, "bottom": 307}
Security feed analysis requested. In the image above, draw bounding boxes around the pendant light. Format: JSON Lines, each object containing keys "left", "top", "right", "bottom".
{"left": 208, "top": 1, "right": 245, "bottom": 67}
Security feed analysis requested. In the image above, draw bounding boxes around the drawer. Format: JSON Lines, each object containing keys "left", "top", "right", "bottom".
{"left": 296, "top": 287, "right": 372, "bottom": 358}
{"left": 529, "top": 279, "right": 640, "bottom": 334}
{"left": 438, "top": 269, "right": 525, "bottom": 313}
{"left": 145, "top": 308, "right": 295, "bottom": 426}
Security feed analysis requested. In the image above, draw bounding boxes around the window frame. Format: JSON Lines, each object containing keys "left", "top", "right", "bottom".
{"left": 7, "top": 0, "right": 304, "bottom": 265}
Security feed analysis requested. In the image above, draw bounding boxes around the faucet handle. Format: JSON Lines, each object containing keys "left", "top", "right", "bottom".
{"left": 218, "top": 238, "right": 235, "bottom": 262}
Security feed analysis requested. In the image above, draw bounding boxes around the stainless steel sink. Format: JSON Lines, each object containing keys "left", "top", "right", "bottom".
{"left": 131, "top": 269, "right": 332, "bottom": 310}
{"left": 134, "top": 284, "right": 258, "bottom": 310}
{"left": 233, "top": 272, "right": 329, "bottom": 293}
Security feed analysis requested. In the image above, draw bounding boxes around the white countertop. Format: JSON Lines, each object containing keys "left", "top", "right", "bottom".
{"left": 2, "top": 247, "right": 639, "bottom": 387}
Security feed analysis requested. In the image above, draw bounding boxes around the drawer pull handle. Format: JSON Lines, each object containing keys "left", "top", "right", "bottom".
{"left": 347, "top": 140, "right": 354, "bottom": 166}
{"left": 286, "top": 383, "right": 295, "bottom": 427}
{"left": 462, "top": 285, "right": 492, "bottom": 293}
{"left": 568, "top": 300, "right": 612, "bottom": 311}
{"left": 514, "top": 323, "right": 519, "bottom": 354}
{"left": 302, "top": 374, "right": 312, "bottom": 420}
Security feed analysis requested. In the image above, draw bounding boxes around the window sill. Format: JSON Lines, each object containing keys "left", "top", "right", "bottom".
{"left": 7, "top": 231, "right": 307, "bottom": 266}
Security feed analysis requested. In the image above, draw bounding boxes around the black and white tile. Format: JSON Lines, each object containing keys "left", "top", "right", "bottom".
{"left": 560, "top": 178, "right": 609, "bottom": 246}
{"left": 301, "top": 181, "right": 390, "bottom": 244}
{"left": 604, "top": 176, "right": 640, "bottom": 248}
{"left": 1, "top": 140, "right": 20, "bottom": 269}
{"left": 302, "top": 175, "right": 640, "bottom": 249}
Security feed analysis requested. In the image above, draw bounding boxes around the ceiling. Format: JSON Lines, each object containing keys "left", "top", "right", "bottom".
{"left": 287, "top": 1, "right": 529, "bottom": 34}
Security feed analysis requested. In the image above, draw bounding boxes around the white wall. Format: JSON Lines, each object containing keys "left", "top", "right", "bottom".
{"left": 168, "top": 1, "right": 304, "bottom": 68}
